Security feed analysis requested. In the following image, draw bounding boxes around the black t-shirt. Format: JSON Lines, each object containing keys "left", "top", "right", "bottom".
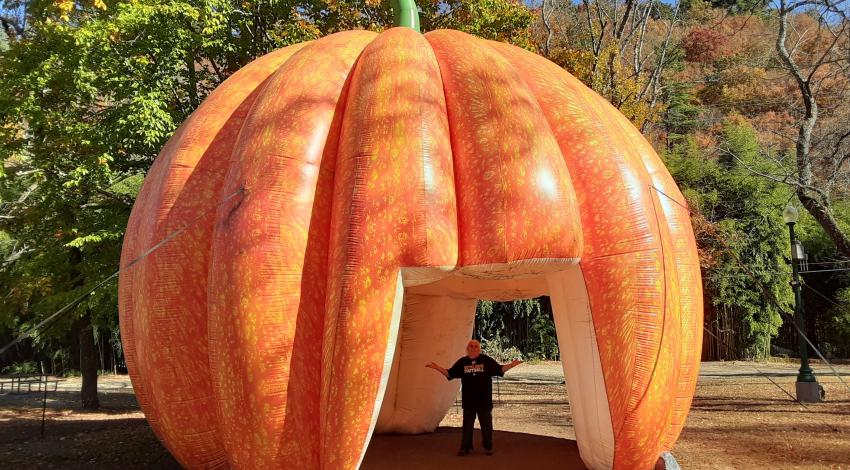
{"left": 447, "top": 354, "right": 504, "bottom": 410}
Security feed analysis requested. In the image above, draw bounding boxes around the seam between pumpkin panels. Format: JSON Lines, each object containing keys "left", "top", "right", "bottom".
{"left": 416, "top": 44, "right": 429, "bottom": 268}
{"left": 626, "top": 187, "right": 668, "bottom": 414}
{"left": 485, "top": 40, "right": 621, "bottom": 466}
{"left": 636, "top": 155, "right": 686, "bottom": 451}
{"left": 481, "top": 39, "right": 580, "bottom": 266}
{"left": 319, "top": 33, "right": 379, "bottom": 463}
{"left": 424, "top": 32, "right": 460, "bottom": 268}
{"left": 482, "top": 36, "right": 512, "bottom": 265}
{"left": 203, "top": 41, "right": 314, "bottom": 469}
{"left": 597, "top": 99, "right": 670, "bottom": 448}
{"left": 156, "top": 43, "right": 314, "bottom": 466}
{"left": 585, "top": 247, "right": 659, "bottom": 261}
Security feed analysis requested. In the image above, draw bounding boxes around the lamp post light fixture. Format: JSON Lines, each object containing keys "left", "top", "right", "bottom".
{"left": 782, "top": 203, "right": 821, "bottom": 403}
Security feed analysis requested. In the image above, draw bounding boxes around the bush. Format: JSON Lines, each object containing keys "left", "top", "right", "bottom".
{"left": 475, "top": 298, "right": 560, "bottom": 361}
{"left": 2, "top": 361, "right": 38, "bottom": 375}
{"left": 481, "top": 338, "right": 523, "bottom": 363}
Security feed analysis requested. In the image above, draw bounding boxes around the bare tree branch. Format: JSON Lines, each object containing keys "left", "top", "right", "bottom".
{"left": 773, "top": 0, "right": 850, "bottom": 258}
{"left": 542, "top": 0, "right": 554, "bottom": 57}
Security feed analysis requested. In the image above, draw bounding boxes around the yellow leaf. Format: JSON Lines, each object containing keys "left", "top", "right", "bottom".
{"left": 93, "top": 0, "right": 107, "bottom": 10}
{"left": 56, "top": 0, "right": 73, "bottom": 12}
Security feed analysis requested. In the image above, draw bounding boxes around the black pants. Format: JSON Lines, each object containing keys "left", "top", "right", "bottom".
{"left": 461, "top": 407, "right": 493, "bottom": 450}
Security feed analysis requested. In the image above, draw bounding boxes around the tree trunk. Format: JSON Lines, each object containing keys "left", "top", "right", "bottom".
{"left": 78, "top": 314, "right": 100, "bottom": 409}
{"left": 776, "top": 1, "right": 850, "bottom": 259}
{"left": 798, "top": 190, "right": 850, "bottom": 258}
{"left": 68, "top": 245, "right": 99, "bottom": 408}
{"left": 541, "top": 0, "right": 553, "bottom": 58}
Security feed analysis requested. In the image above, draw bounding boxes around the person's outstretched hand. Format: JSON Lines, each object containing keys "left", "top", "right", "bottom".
{"left": 425, "top": 362, "right": 439, "bottom": 369}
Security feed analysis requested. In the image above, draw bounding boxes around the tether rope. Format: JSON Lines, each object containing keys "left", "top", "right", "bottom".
{"left": 0, "top": 187, "right": 244, "bottom": 356}
{"left": 648, "top": 184, "right": 850, "bottom": 396}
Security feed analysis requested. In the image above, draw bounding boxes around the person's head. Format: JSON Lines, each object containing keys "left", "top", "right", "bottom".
{"left": 466, "top": 339, "right": 481, "bottom": 359}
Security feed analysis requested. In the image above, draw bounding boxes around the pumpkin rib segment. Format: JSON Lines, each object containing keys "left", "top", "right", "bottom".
{"left": 118, "top": 43, "right": 309, "bottom": 469}
{"left": 423, "top": 32, "right": 462, "bottom": 271}
{"left": 586, "top": 96, "right": 684, "bottom": 467}
{"left": 540, "top": 68, "right": 667, "bottom": 442}
{"left": 204, "top": 30, "right": 377, "bottom": 469}
{"left": 486, "top": 40, "right": 672, "bottom": 469}
{"left": 424, "top": 30, "right": 582, "bottom": 272}
{"left": 548, "top": 62, "right": 681, "bottom": 468}
{"left": 435, "top": 29, "right": 510, "bottom": 266}
{"left": 602, "top": 104, "right": 702, "bottom": 449}
{"left": 590, "top": 93, "right": 676, "bottom": 390}
{"left": 319, "top": 28, "right": 458, "bottom": 469}
{"left": 615, "top": 186, "right": 680, "bottom": 469}
{"left": 119, "top": 134, "right": 173, "bottom": 457}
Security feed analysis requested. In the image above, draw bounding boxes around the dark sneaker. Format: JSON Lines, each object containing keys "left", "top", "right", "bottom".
{"left": 457, "top": 449, "right": 470, "bottom": 456}
{"left": 485, "top": 449, "right": 494, "bottom": 456}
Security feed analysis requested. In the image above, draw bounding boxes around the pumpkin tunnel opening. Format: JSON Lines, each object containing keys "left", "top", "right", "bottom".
{"left": 363, "top": 263, "right": 614, "bottom": 469}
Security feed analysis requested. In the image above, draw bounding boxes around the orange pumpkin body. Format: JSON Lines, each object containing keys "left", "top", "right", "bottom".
{"left": 119, "top": 28, "right": 702, "bottom": 470}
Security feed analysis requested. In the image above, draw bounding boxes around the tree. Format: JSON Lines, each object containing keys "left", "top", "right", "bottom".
{"left": 422, "top": 0, "right": 535, "bottom": 48}
{"left": 535, "top": 0, "right": 683, "bottom": 130}
{"left": 790, "top": 200, "right": 850, "bottom": 358}
{"left": 1, "top": 0, "right": 28, "bottom": 42}
{"left": 664, "top": 121, "right": 793, "bottom": 358}
{"left": 709, "top": 0, "right": 768, "bottom": 14}
{"left": 680, "top": 26, "right": 728, "bottom": 63}
{"left": 662, "top": 80, "right": 700, "bottom": 148}
{"left": 828, "top": 285, "right": 850, "bottom": 356}
{"left": 773, "top": 0, "right": 850, "bottom": 258}
{"left": 0, "top": 0, "right": 535, "bottom": 407}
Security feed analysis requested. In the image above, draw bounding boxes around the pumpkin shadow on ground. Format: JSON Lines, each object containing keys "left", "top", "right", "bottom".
{"left": 362, "top": 427, "right": 587, "bottom": 470}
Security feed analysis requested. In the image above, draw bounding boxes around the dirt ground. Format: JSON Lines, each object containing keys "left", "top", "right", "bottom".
{"left": 1, "top": 361, "right": 849, "bottom": 469}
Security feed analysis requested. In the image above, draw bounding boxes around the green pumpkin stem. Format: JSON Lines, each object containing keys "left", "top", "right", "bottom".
{"left": 391, "top": 0, "right": 420, "bottom": 32}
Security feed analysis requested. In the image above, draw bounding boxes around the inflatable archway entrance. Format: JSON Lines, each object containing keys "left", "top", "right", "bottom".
{"left": 119, "top": 14, "right": 702, "bottom": 470}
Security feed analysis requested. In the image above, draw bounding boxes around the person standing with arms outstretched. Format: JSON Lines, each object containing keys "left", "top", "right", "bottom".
{"left": 426, "top": 339, "right": 523, "bottom": 456}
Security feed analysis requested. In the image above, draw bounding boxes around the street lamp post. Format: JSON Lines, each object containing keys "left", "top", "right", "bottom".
{"left": 782, "top": 203, "right": 821, "bottom": 403}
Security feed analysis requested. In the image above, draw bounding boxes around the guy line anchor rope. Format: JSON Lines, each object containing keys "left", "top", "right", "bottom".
{"left": 649, "top": 184, "right": 850, "bottom": 397}
{"left": 0, "top": 187, "right": 245, "bottom": 356}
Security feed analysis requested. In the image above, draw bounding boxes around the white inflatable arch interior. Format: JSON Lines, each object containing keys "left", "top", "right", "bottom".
{"left": 369, "top": 261, "right": 616, "bottom": 470}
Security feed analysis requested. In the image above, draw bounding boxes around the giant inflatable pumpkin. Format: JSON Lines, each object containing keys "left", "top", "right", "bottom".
{"left": 119, "top": 2, "right": 703, "bottom": 469}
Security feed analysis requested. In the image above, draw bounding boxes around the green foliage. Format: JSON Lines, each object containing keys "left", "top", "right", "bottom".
{"left": 0, "top": 0, "right": 535, "bottom": 372}
{"left": 826, "top": 287, "right": 850, "bottom": 357}
{"left": 663, "top": 81, "right": 700, "bottom": 147}
{"left": 50, "top": 347, "right": 70, "bottom": 373}
{"left": 420, "top": 0, "right": 535, "bottom": 49}
{"left": 0, "top": 27, "right": 9, "bottom": 51}
{"left": 796, "top": 201, "right": 850, "bottom": 258}
{"left": 2, "top": 360, "right": 37, "bottom": 374}
{"left": 527, "top": 308, "right": 558, "bottom": 359}
{"left": 793, "top": 201, "right": 850, "bottom": 358}
{"left": 480, "top": 338, "right": 523, "bottom": 363}
{"left": 475, "top": 298, "right": 559, "bottom": 360}
{"left": 664, "top": 121, "right": 793, "bottom": 358}
{"left": 708, "top": 0, "right": 768, "bottom": 15}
